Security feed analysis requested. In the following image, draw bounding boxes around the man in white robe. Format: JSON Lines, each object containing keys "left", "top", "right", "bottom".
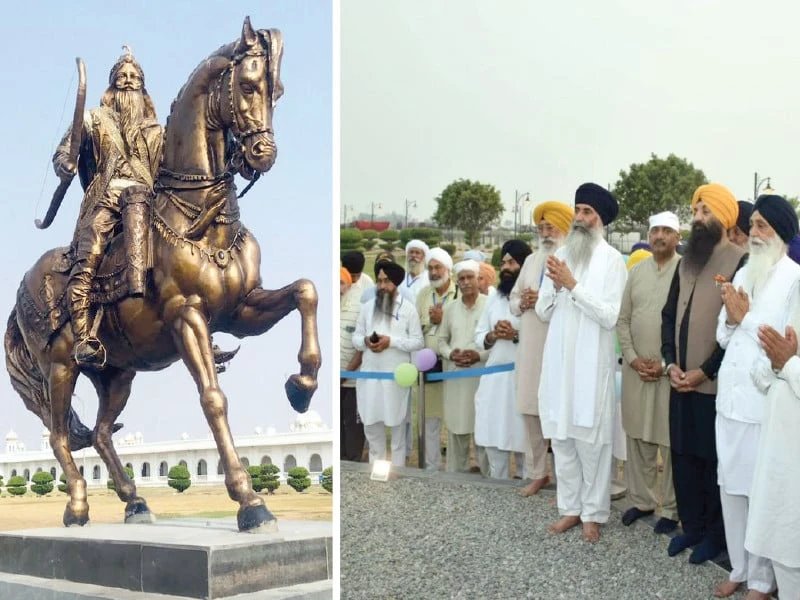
{"left": 713, "top": 195, "right": 800, "bottom": 599}
{"left": 341, "top": 250, "right": 374, "bottom": 305}
{"left": 473, "top": 240, "right": 532, "bottom": 479}
{"left": 438, "top": 260, "right": 487, "bottom": 472}
{"left": 353, "top": 260, "right": 424, "bottom": 467}
{"left": 510, "top": 200, "right": 573, "bottom": 496}
{"left": 536, "top": 183, "right": 627, "bottom": 543}
{"left": 749, "top": 297, "right": 800, "bottom": 600}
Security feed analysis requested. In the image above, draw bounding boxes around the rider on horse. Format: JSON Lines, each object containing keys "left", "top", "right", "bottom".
{"left": 53, "top": 47, "right": 163, "bottom": 366}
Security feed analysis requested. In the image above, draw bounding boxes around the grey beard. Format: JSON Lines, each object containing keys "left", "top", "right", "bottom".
{"left": 406, "top": 259, "right": 423, "bottom": 276}
{"left": 565, "top": 226, "right": 600, "bottom": 271}
{"left": 374, "top": 288, "right": 397, "bottom": 326}
{"left": 111, "top": 89, "right": 146, "bottom": 154}
{"left": 744, "top": 237, "right": 786, "bottom": 297}
{"left": 540, "top": 238, "right": 561, "bottom": 258}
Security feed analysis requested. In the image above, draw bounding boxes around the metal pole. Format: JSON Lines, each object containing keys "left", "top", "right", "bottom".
{"left": 417, "top": 372, "right": 426, "bottom": 469}
{"left": 514, "top": 189, "right": 518, "bottom": 236}
{"left": 405, "top": 199, "right": 408, "bottom": 229}
{"left": 754, "top": 172, "right": 757, "bottom": 201}
{"left": 371, "top": 203, "right": 375, "bottom": 228}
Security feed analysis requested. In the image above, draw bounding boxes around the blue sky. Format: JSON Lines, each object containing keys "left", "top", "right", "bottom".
{"left": 0, "top": 1, "right": 333, "bottom": 447}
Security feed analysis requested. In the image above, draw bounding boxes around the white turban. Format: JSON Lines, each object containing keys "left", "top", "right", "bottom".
{"left": 426, "top": 247, "right": 453, "bottom": 271}
{"left": 405, "top": 239, "right": 430, "bottom": 255}
{"left": 463, "top": 249, "right": 487, "bottom": 262}
{"left": 454, "top": 259, "right": 479, "bottom": 275}
{"left": 649, "top": 211, "right": 680, "bottom": 233}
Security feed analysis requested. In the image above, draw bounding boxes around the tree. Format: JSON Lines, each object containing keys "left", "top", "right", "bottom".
{"left": 613, "top": 153, "right": 707, "bottom": 232}
{"left": 247, "top": 465, "right": 266, "bottom": 493}
{"left": 58, "top": 472, "right": 67, "bottom": 494}
{"left": 7, "top": 475, "right": 27, "bottom": 496}
{"left": 287, "top": 466, "right": 311, "bottom": 493}
{"left": 378, "top": 229, "right": 400, "bottom": 252}
{"left": 340, "top": 228, "right": 363, "bottom": 252}
{"left": 108, "top": 466, "right": 135, "bottom": 491}
{"left": 433, "top": 179, "right": 504, "bottom": 246}
{"left": 31, "top": 471, "right": 54, "bottom": 496}
{"left": 321, "top": 466, "right": 333, "bottom": 494}
{"left": 262, "top": 463, "right": 281, "bottom": 494}
{"left": 167, "top": 465, "right": 191, "bottom": 493}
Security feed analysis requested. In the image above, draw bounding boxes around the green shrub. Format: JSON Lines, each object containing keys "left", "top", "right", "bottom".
{"left": 340, "top": 228, "right": 363, "bottom": 251}
{"left": 107, "top": 466, "right": 135, "bottom": 491}
{"left": 31, "top": 471, "right": 54, "bottom": 496}
{"left": 58, "top": 472, "right": 67, "bottom": 494}
{"left": 439, "top": 243, "right": 456, "bottom": 257}
{"left": 321, "top": 467, "right": 333, "bottom": 494}
{"left": 247, "top": 465, "right": 265, "bottom": 493}
{"left": 361, "top": 228, "right": 378, "bottom": 240}
{"left": 7, "top": 475, "right": 27, "bottom": 496}
{"left": 491, "top": 247, "right": 502, "bottom": 268}
{"left": 399, "top": 227, "right": 441, "bottom": 248}
{"left": 167, "top": 465, "right": 191, "bottom": 493}
{"left": 261, "top": 463, "right": 280, "bottom": 494}
{"left": 518, "top": 233, "right": 533, "bottom": 243}
{"left": 287, "top": 466, "right": 311, "bottom": 493}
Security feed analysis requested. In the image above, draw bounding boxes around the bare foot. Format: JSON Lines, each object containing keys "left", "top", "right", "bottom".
{"left": 582, "top": 521, "right": 600, "bottom": 543}
{"left": 713, "top": 580, "right": 741, "bottom": 598}
{"left": 548, "top": 515, "right": 581, "bottom": 535}
{"left": 744, "top": 591, "right": 771, "bottom": 600}
{"left": 520, "top": 476, "right": 550, "bottom": 497}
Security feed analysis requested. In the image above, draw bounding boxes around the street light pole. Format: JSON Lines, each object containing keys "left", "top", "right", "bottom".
{"left": 370, "top": 202, "right": 382, "bottom": 228}
{"left": 405, "top": 198, "right": 417, "bottom": 229}
{"left": 514, "top": 190, "right": 530, "bottom": 236}
{"left": 754, "top": 172, "right": 772, "bottom": 200}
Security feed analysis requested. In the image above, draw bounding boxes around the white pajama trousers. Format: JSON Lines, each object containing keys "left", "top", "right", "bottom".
{"left": 424, "top": 417, "right": 441, "bottom": 471}
{"left": 364, "top": 422, "right": 407, "bottom": 468}
{"left": 551, "top": 437, "right": 612, "bottom": 523}
{"left": 720, "top": 490, "right": 775, "bottom": 593}
{"left": 773, "top": 562, "right": 800, "bottom": 600}
{"left": 484, "top": 448, "right": 525, "bottom": 480}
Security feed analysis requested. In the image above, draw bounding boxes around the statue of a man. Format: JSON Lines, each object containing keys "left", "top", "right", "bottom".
{"left": 53, "top": 48, "right": 163, "bottom": 366}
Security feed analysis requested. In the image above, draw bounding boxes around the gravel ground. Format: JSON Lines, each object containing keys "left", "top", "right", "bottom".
{"left": 340, "top": 465, "right": 748, "bottom": 600}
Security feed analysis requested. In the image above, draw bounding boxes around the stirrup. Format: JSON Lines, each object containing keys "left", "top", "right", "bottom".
{"left": 73, "top": 337, "right": 107, "bottom": 368}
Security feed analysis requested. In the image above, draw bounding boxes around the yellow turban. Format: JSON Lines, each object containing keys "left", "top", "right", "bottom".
{"left": 626, "top": 249, "right": 652, "bottom": 271}
{"left": 691, "top": 183, "right": 739, "bottom": 230}
{"left": 339, "top": 266, "right": 352, "bottom": 285}
{"left": 533, "top": 201, "right": 574, "bottom": 234}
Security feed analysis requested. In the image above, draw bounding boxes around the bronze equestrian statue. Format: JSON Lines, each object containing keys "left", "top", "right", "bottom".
{"left": 4, "top": 17, "right": 321, "bottom": 532}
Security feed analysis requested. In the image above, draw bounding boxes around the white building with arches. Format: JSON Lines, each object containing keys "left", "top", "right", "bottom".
{"left": 0, "top": 411, "right": 332, "bottom": 488}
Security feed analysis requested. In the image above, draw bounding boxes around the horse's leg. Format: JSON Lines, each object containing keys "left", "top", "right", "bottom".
{"left": 85, "top": 367, "right": 153, "bottom": 523}
{"left": 229, "top": 280, "right": 320, "bottom": 413}
{"left": 172, "top": 303, "right": 274, "bottom": 532}
{"left": 48, "top": 358, "right": 88, "bottom": 526}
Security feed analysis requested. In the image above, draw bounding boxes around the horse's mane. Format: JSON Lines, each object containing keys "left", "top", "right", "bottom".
{"left": 167, "top": 41, "right": 238, "bottom": 120}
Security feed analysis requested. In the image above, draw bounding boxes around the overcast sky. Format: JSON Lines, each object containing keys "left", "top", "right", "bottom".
{"left": 0, "top": 1, "right": 332, "bottom": 448}
{"left": 341, "top": 0, "right": 800, "bottom": 227}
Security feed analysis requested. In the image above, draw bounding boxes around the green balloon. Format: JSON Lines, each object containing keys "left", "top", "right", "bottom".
{"left": 394, "top": 362, "right": 418, "bottom": 387}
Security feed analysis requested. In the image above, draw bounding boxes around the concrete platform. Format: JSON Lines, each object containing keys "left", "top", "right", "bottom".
{"left": 0, "top": 518, "right": 332, "bottom": 599}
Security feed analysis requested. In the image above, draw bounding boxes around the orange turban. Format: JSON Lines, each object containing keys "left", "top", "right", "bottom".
{"left": 339, "top": 266, "right": 352, "bottom": 285}
{"left": 478, "top": 262, "right": 496, "bottom": 286}
{"left": 533, "top": 201, "right": 574, "bottom": 234}
{"left": 691, "top": 183, "right": 738, "bottom": 230}
{"left": 626, "top": 249, "right": 652, "bottom": 270}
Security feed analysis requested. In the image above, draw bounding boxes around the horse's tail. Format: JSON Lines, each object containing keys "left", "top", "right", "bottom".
{"left": 4, "top": 308, "right": 94, "bottom": 451}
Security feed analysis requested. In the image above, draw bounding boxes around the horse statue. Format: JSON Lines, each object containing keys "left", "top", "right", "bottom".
{"left": 4, "top": 17, "right": 320, "bottom": 532}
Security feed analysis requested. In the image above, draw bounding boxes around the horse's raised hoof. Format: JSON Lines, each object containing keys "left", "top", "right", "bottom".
{"left": 125, "top": 499, "right": 156, "bottom": 524}
{"left": 63, "top": 506, "right": 89, "bottom": 528}
{"left": 237, "top": 504, "right": 278, "bottom": 533}
{"left": 285, "top": 374, "right": 317, "bottom": 413}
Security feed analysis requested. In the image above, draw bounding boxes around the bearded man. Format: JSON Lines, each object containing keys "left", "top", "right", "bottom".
{"left": 473, "top": 240, "right": 532, "bottom": 479}
{"left": 438, "top": 260, "right": 487, "bottom": 472}
{"left": 728, "top": 200, "right": 754, "bottom": 248}
{"left": 352, "top": 260, "right": 424, "bottom": 466}
{"left": 661, "top": 183, "right": 747, "bottom": 564}
{"left": 711, "top": 195, "right": 800, "bottom": 599}
{"left": 617, "top": 211, "right": 681, "bottom": 534}
{"left": 536, "top": 183, "right": 628, "bottom": 544}
{"left": 54, "top": 48, "right": 163, "bottom": 366}
{"left": 415, "top": 248, "right": 459, "bottom": 471}
{"left": 403, "top": 240, "right": 430, "bottom": 300}
{"left": 510, "top": 201, "right": 573, "bottom": 496}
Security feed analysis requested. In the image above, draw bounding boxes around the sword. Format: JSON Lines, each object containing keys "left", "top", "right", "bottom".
{"left": 35, "top": 57, "right": 86, "bottom": 229}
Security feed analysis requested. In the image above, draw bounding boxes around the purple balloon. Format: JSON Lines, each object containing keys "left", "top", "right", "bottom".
{"left": 414, "top": 348, "right": 438, "bottom": 372}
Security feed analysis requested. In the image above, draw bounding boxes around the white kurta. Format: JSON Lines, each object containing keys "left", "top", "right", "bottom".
{"left": 353, "top": 295, "right": 424, "bottom": 427}
{"left": 402, "top": 270, "right": 430, "bottom": 302}
{"left": 472, "top": 293, "right": 526, "bottom": 452}
{"left": 536, "top": 239, "right": 628, "bottom": 445}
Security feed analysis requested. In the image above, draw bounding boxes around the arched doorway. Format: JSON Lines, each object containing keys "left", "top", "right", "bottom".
{"left": 283, "top": 455, "right": 296, "bottom": 473}
{"left": 309, "top": 454, "right": 323, "bottom": 472}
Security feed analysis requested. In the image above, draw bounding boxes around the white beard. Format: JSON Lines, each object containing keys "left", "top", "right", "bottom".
{"left": 565, "top": 224, "right": 601, "bottom": 271}
{"left": 406, "top": 259, "right": 423, "bottom": 276}
{"left": 744, "top": 236, "right": 786, "bottom": 297}
{"left": 540, "top": 237, "right": 563, "bottom": 258}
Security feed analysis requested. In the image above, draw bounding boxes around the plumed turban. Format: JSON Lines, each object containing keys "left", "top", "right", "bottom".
{"left": 691, "top": 183, "right": 738, "bottom": 230}
{"left": 736, "top": 201, "right": 754, "bottom": 235}
{"left": 575, "top": 183, "right": 619, "bottom": 225}
{"left": 427, "top": 247, "right": 453, "bottom": 271}
{"left": 454, "top": 260, "right": 480, "bottom": 275}
{"left": 533, "top": 201, "right": 574, "bottom": 234}
{"left": 753, "top": 194, "right": 799, "bottom": 244}
{"left": 341, "top": 251, "right": 365, "bottom": 274}
{"left": 626, "top": 249, "right": 652, "bottom": 271}
{"left": 339, "top": 266, "right": 352, "bottom": 285}
{"left": 375, "top": 261, "right": 405, "bottom": 286}
{"left": 501, "top": 239, "right": 533, "bottom": 267}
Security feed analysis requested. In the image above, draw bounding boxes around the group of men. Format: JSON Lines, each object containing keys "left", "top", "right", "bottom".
{"left": 339, "top": 181, "right": 800, "bottom": 598}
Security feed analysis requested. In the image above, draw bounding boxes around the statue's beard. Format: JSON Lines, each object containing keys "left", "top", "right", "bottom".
{"left": 683, "top": 220, "right": 723, "bottom": 276}
{"left": 111, "top": 89, "right": 146, "bottom": 153}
